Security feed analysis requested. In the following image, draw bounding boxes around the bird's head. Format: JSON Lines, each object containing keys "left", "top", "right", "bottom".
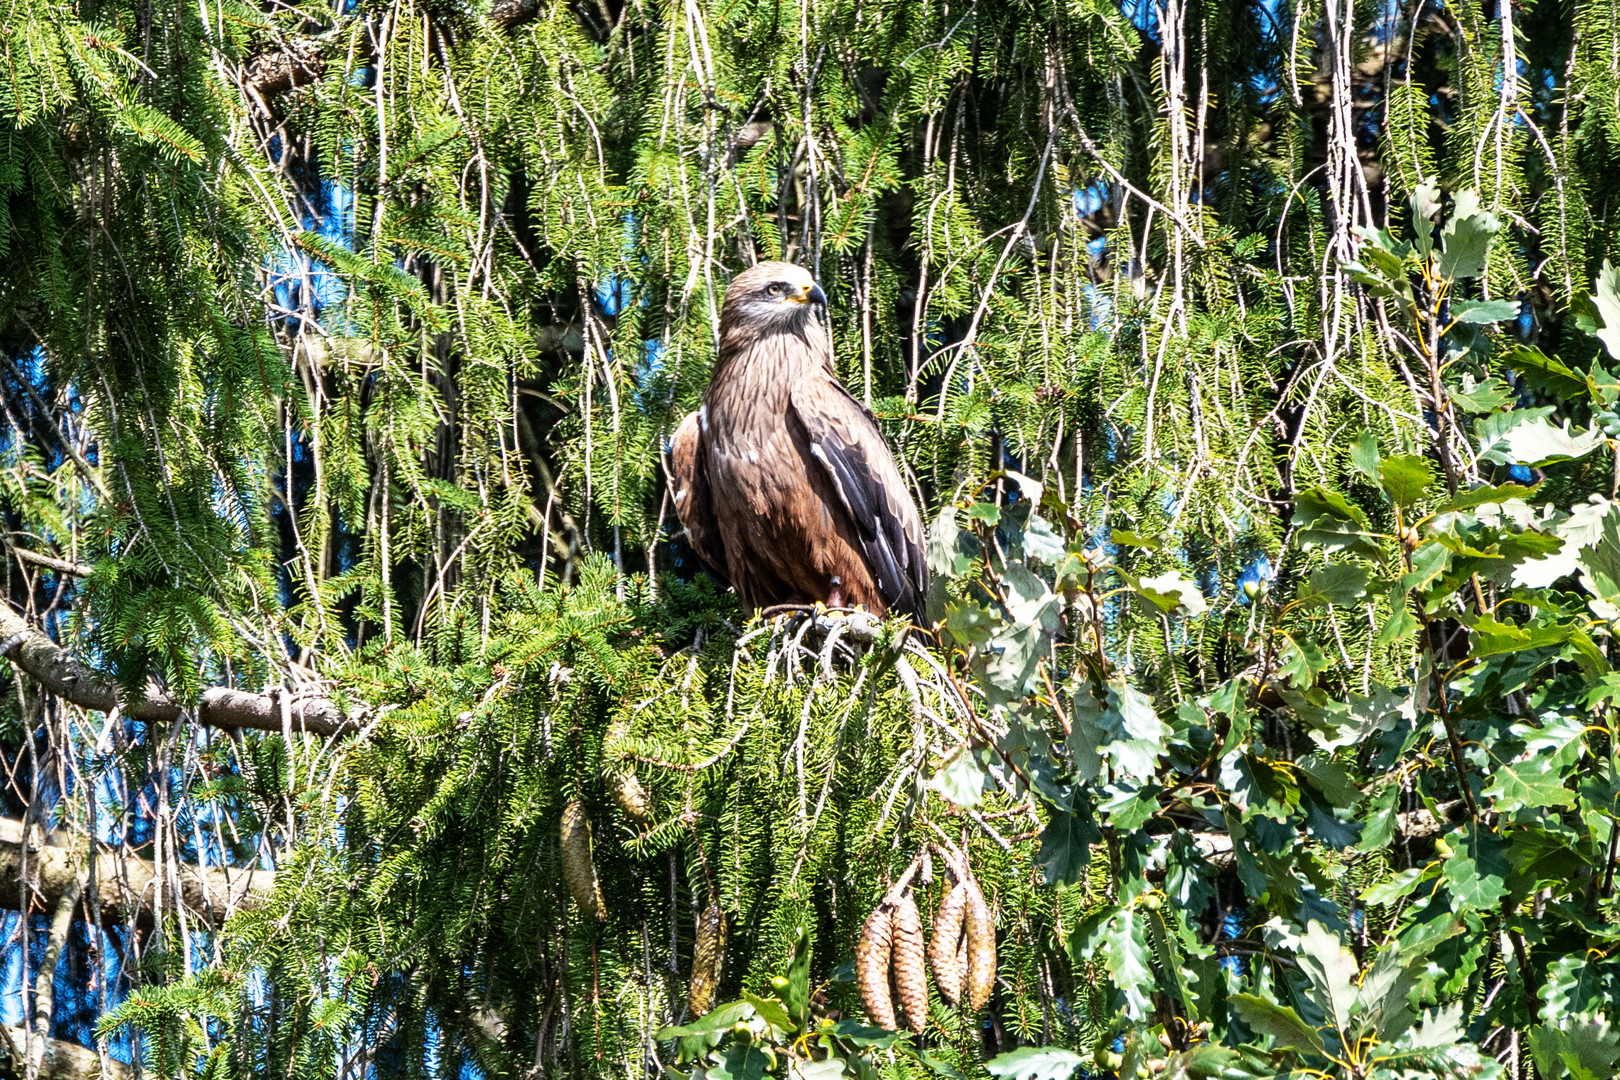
{"left": 721, "top": 261, "right": 827, "bottom": 334}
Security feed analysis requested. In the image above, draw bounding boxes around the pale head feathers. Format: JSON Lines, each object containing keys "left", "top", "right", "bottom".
{"left": 719, "top": 262, "right": 827, "bottom": 344}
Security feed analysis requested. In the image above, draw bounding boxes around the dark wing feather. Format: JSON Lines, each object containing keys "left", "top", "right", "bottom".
{"left": 666, "top": 410, "right": 726, "bottom": 577}
{"left": 789, "top": 381, "right": 929, "bottom": 618}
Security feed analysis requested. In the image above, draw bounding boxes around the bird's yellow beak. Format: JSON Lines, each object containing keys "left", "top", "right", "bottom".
{"left": 789, "top": 282, "right": 827, "bottom": 305}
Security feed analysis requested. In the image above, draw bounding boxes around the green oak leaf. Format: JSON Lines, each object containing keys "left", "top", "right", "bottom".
{"left": 1436, "top": 482, "right": 1540, "bottom": 513}
{"left": 984, "top": 1047, "right": 1087, "bottom": 1080}
{"left": 1468, "top": 613, "right": 1571, "bottom": 658}
{"left": 1296, "top": 922, "right": 1360, "bottom": 1033}
{"left": 1037, "top": 807, "right": 1099, "bottom": 885}
{"left": 1450, "top": 375, "right": 1516, "bottom": 412}
{"left": 1411, "top": 179, "right": 1442, "bottom": 259}
{"left": 1450, "top": 298, "right": 1519, "bottom": 324}
{"left": 1594, "top": 262, "right": 1620, "bottom": 361}
{"left": 1131, "top": 569, "right": 1208, "bottom": 617}
{"left": 930, "top": 745, "right": 989, "bottom": 808}
{"left": 1380, "top": 454, "right": 1435, "bottom": 506}
{"left": 1349, "top": 431, "right": 1382, "bottom": 485}
{"left": 943, "top": 600, "right": 998, "bottom": 646}
{"left": 1437, "top": 188, "right": 1498, "bottom": 281}
{"left": 1476, "top": 409, "right": 1604, "bottom": 467}
{"left": 1303, "top": 563, "right": 1370, "bottom": 607}
{"left": 1021, "top": 513, "right": 1067, "bottom": 564}
{"left": 1229, "top": 994, "right": 1328, "bottom": 1056}
{"left": 1102, "top": 907, "right": 1155, "bottom": 1019}
{"left": 1504, "top": 344, "right": 1588, "bottom": 397}
{"left": 1442, "top": 830, "right": 1510, "bottom": 909}
{"left": 927, "top": 507, "right": 963, "bottom": 577}
{"left": 1482, "top": 761, "right": 1574, "bottom": 811}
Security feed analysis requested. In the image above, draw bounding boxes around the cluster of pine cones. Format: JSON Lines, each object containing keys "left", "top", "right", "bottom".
{"left": 562, "top": 794, "right": 995, "bottom": 1034}
{"left": 856, "top": 847, "right": 995, "bottom": 1035}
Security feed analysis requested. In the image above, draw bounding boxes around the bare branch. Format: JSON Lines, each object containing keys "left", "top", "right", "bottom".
{"left": 29, "top": 874, "right": 81, "bottom": 1080}
{"left": 244, "top": 41, "right": 325, "bottom": 98}
{"left": 0, "top": 606, "right": 359, "bottom": 738}
{"left": 0, "top": 818, "right": 273, "bottom": 928}
{"left": 6, "top": 545, "right": 91, "bottom": 578}
{"left": 0, "top": 1022, "right": 128, "bottom": 1080}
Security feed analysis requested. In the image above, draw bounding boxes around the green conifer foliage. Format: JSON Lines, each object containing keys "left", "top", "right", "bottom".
{"left": 0, "top": 0, "right": 1618, "bottom": 1076}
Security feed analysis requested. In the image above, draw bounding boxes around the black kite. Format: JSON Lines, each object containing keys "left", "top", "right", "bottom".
{"left": 667, "top": 262, "right": 929, "bottom": 620}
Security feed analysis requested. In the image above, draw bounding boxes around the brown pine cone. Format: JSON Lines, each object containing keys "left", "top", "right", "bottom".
{"left": 963, "top": 877, "right": 996, "bottom": 1013}
{"left": 689, "top": 902, "right": 727, "bottom": 1016}
{"left": 929, "top": 882, "right": 968, "bottom": 1006}
{"left": 559, "top": 799, "right": 605, "bottom": 921}
{"left": 891, "top": 890, "right": 929, "bottom": 1034}
{"left": 856, "top": 901, "right": 898, "bottom": 1030}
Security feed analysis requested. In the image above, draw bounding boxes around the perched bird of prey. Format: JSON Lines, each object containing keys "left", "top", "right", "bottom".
{"left": 667, "top": 261, "right": 929, "bottom": 620}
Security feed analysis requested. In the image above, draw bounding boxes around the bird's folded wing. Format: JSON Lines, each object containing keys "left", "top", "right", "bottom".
{"left": 790, "top": 380, "right": 929, "bottom": 617}
{"left": 666, "top": 411, "right": 725, "bottom": 575}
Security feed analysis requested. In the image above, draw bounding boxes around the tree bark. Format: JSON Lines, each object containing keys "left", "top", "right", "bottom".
{"left": 29, "top": 876, "right": 82, "bottom": 1080}
{"left": 0, "top": 818, "right": 273, "bottom": 928}
{"left": 244, "top": 41, "right": 326, "bottom": 97}
{"left": 0, "top": 606, "right": 358, "bottom": 738}
{"left": 0, "top": 1023, "right": 129, "bottom": 1080}
{"left": 246, "top": 0, "right": 551, "bottom": 102}
{"left": 489, "top": 0, "right": 538, "bottom": 29}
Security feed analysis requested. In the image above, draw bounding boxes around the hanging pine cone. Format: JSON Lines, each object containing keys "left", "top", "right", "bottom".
{"left": 891, "top": 889, "right": 929, "bottom": 1034}
{"left": 559, "top": 799, "right": 605, "bottom": 921}
{"left": 855, "top": 900, "right": 897, "bottom": 1030}
{"left": 606, "top": 769, "right": 650, "bottom": 824}
{"left": 689, "top": 902, "right": 727, "bottom": 1016}
{"left": 929, "top": 881, "right": 968, "bottom": 1007}
{"left": 603, "top": 720, "right": 651, "bottom": 825}
{"left": 963, "top": 876, "right": 995, "bottom": 1013}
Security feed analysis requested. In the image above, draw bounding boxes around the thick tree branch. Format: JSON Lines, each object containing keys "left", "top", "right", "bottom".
{"left": 489, "top": 0, "right": 538, "bottom": 29}
{"left": 0, "top": 818, "right": 273, "bottom": 928}
{"left": 31, "top": 874, "right": 81, "bottom": 1080}
{"left": 246, "top": 0, "right": 553, "bottom": 103}
{"left": 0, "top": 1023, "right": 129, "bottom": 1080}
{"left": 8, "top": 547, "right": 92, "bottom": 577}
{"left": 244, "top": 41, "right": 325, "bottom": 97}
{"left": 0, "top": 606, "right": 359, "bottom": 737}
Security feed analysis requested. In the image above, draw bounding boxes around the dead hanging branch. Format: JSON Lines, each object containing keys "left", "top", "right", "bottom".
{"left": 0, "top": 817, "right": 274, "bottom": 927}
{"left": 0, "top": 606, "right": 359, "bottom": 738}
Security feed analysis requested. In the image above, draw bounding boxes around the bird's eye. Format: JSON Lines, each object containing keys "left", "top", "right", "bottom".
{"left": 766, "top": 283, "right": 782, "bottom": 295}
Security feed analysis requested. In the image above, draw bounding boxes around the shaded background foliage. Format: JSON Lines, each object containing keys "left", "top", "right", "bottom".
{"left": 0, "top": 0, "right": 1618, "bottom": 1075}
